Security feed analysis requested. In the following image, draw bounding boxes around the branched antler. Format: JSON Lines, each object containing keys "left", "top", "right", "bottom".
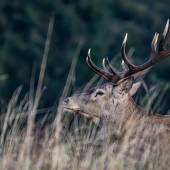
{"left": 86, "top": 20, "right": 170, "bottom": 85}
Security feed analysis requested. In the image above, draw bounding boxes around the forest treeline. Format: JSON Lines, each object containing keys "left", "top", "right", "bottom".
{"left": 0, "top": 0, "right": 170, "bottom": 113}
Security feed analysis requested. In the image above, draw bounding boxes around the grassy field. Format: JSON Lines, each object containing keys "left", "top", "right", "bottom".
{"left": 0, "top": 69, "right": 169, "bottom": 170}
{"left": 0, "top": 15, "right": 170, "bottom": 170}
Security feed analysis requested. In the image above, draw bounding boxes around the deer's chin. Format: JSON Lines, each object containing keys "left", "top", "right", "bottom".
{"left": 63, "top": 107, "right": 100, "bottom": 125}
{"left": 63, "top": 107, "right": 95, "bottom": 118}
{"left": 62, "top": 106, "right": 83, "bottom": 114}
{"left": 63, "top": 107, "right": 79, "bottom": 113}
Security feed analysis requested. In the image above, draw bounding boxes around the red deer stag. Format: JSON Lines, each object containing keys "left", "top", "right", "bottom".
{"left": 62, "top": 20, "right": 170, "bottom": 166}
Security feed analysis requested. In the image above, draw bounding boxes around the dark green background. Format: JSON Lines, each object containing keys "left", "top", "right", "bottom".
{"left": 0, "top": 0, "right": 170, "bottom": 113}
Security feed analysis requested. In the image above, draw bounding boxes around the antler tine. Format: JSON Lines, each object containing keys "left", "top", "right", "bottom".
{"left": 86, "top": 49, "right": 98, "bottom": 73}
{"left": 121, "top": 60, "right": 127, "bottom": 71}
{"left": 106, "top": 58, "right": 117, "bottom": 75}
{"left": 159, "top": 19, "right": 169, "bottom": 52}
{"left": 86, "top": 49, "right": 102, "bottom": 74}
{"left": 163, "top": 19, "right": 170, "bottom": 51}
{"left": 151, "top": 33, "right": 158, "bottom": 59}
{"left": 86, "top": 49, "right": 101, "bottom": 74}
{"left": 155, "top": 33, "right": 159, "bottom": 50}
{"left": 86, "top": 49, "right": 113, "bottom": 82}
{"left": 164, "top": 29, "right": 170, "bottom": 50}
{"left": 102, "top": 58, "right": 111, "bottom": 73}
{"left": 121, "top": 33, "right": 135, "bottom": 71}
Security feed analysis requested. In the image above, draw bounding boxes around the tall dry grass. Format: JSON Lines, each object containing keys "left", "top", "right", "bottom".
{"left": 0, "top": 16, "right": 170, "bottom": 170}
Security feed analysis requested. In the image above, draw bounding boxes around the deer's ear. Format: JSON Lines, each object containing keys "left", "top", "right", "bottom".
{"left": 117, "top": 76, "right": 134, "bottom": 95}
{"left": 129, "top": 81, "right": 142, "bottom": 96}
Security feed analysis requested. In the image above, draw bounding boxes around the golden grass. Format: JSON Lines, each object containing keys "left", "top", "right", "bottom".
{"left": 0, "top": 16, "right": 170, "bottom": 170}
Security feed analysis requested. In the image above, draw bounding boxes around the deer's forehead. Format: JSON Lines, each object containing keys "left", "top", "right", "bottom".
{"left": 86, "top": 84, "right": 113, "bottom": 94}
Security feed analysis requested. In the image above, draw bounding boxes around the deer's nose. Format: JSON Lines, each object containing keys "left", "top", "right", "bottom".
{"left": 63, "top": 98, "right": 69, "bottom": 104}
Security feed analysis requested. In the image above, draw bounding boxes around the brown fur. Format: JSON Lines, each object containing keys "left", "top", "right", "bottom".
{"left": 62, "top": 79, "right": 170, "bottom": 166}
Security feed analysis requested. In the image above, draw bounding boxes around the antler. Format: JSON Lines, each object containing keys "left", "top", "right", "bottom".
{"left": 86, "top": 20, "right": 170, "bottom": 85}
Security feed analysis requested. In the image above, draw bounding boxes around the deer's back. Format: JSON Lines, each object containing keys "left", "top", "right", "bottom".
{"left": 102, "top": 113, "right": 170, "bottom": 166}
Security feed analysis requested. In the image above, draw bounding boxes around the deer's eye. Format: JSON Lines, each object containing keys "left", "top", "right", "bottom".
{"left": 96, "top": 91, "right": 104, "bottom": 96}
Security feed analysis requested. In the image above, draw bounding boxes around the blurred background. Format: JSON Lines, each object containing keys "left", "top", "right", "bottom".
{"left": 0, "top": 0, "right": 170, "bottom": 114}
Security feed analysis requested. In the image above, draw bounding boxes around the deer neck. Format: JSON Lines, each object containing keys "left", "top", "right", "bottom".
{"left": 99, "top": 95, "right": 147, "bottom": 139}
{"left": 100, "top": 95, "right": 147, "bottom": 127}
{"left": 117, "top": 95, "right": 147, "bottom": 120}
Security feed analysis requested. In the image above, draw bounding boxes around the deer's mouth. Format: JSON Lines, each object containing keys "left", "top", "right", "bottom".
{"left": 64, "top": 107, "right": 90, "bottom": 117}
{"left": 64, "top": 107, "right": 78, "bottom": 113}
{"left": 63, "top": 107, "right": 100, "bottom": 125}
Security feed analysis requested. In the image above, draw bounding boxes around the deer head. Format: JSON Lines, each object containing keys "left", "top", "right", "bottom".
{"left": 62, "top": 20, "right": 170, "bottom": 123}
